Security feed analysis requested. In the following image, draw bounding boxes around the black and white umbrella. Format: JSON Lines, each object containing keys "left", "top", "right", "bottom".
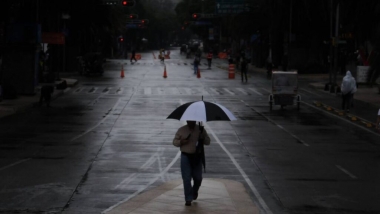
{"left": 167, "top": 101, "right": 237, "bottom": 122}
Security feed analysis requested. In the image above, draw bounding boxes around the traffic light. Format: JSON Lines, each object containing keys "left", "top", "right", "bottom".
{"left": 119, "top": 37, "right": 124, "bottom": 42}
{"left": 141, "top": 19, "right": 149, "bottom": 25}
{"left": 192, "top": 13, "right": 200, "bottom": 19}
{"left": 128, "top": 14, "right": 138, "bottom": 19}
{"left": 121, "top": 0, "right": 135, "bottom": 6}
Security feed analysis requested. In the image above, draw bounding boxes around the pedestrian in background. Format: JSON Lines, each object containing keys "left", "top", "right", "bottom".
{"left": 207, "top": 50, "right": 213, "bottom": 69}
{"left": 39, "top": 85, "right": 54, "bottom": 107}
{"left": 241, "top": 56, "right": 248, "bottom": 83}
{"left": 194, "top": 54, "right": 200, "bottom": 74}
{"left": 130, "top": 48, "right": 137, "bottom": 63}
{"left": 341, "top": 70, "right": 357, "bottom": 112}
{"left": 173, "top": 121, "right": 210, "bottom": 206}
{"left": 266, "top": 56, "right": 273, "bottom": 79}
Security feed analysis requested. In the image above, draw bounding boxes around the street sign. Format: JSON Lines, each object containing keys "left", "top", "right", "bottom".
{"left": 215, "top": 0, "right": 249, "bottom": 15}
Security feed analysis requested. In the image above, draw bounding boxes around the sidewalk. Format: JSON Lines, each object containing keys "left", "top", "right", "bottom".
{"left": 0, "top": 78, "right": 78, "bottom": 119}
{"left": 104, "top": 179, "right": 258, "bottom": 214}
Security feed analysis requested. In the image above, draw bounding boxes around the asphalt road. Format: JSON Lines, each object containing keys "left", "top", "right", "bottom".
{"left": 0, "top": 48, "right": 379, "bottom": 214}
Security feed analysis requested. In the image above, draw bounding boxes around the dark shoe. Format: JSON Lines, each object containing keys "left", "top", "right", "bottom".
{"left": 193, "top": 192, "right": 198, "bottom": 200}
{"left": 185, "top": 201, "right": 192, "bottom": 206}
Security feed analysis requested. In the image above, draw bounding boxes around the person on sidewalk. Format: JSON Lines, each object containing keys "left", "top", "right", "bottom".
{"left": 241, "top": 56, "right": 248, "bottom": 83}
{"left": 194, "top": 54, "right": 200, "bottom": 74}
{"left": 130, "top": 48, "right": 137, "bottom": 63}
{"left": 341, "top": 70, "right": 357, "bottom": 112}
{"left": 39, "top": 85, "right": 54, "bottom": 107}
{"left": 266, "top": 56, "right": 273, "bottom": 79}
{"left": 172, "top": 121, "right": 210, "bottom": 206}
{"left": 207, "top": 50, "right": 213, "bottom": 69}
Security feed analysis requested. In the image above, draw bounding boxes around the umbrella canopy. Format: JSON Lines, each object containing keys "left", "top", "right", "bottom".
{"left": 167, "top": 101, "right": 237, "bottom": 122}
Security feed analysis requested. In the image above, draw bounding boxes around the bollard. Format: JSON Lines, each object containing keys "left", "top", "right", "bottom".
{"left": 228, "top": 64, "right": 235, "bottom": 79}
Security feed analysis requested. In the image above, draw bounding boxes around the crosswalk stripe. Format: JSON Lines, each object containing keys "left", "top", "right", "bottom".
{"left": 210, "top": 88, "right": 220, "bottom": 95}
{"left": 88, "top": 87, "right": 98, "bottom": 93}
{"left": 144, "top": 87, "right": 152, "bottom": 95}
{"left": 223, "top": 88, "right": 235, "bottom": 95}
{"left": 236, "top": 88, "right": 249, "bottom": 95}
{"left": 249, "top": 88, "right": 263, "bottom": 96}
{"left": 102, "top": 87, "right": 111, "bottom": 94}
{"left": 73, "top": 86, "right": 266, "bottom": 96}
{"left": 184, "top": 88, "right": 192, "bottom": 95}
{"left": 116, "top": 87, "right": 124, "bottom": 94}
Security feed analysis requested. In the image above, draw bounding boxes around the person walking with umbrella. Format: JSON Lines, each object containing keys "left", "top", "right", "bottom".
{"left": 172, "top": 120, "right": 210, "bottom": 206}
{"left": 168, "top": 99, "right": 236, "bottom": 206}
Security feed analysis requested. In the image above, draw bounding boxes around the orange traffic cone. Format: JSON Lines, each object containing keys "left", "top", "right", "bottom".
{"left": 197, "top": 68, "right": 201, "bottom": 78}
{"left": 120, "top": 65, "right": 125, "bottom": 78}
{"left": 163, "top": 65, "right": 167, "bottom": 78}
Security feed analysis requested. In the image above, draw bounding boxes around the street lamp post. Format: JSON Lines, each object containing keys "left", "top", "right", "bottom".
{"left": 61, "top": 13, "right": 70, "bottom": 80}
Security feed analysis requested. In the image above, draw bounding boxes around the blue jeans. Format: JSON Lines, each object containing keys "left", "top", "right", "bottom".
{"left": 194, "top": 64, "right": 198, "bottom": 74}
{"left": 181, "top": 153, "right": 203, "bottom": 202}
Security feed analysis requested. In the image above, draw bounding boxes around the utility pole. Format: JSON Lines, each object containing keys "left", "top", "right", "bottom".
{"left": 332, "top": 3, "right": 340, "bottom": 90}
{"left": 288, "top": 0, "right": 292, "bottom": 69}
{"left": 326, "top": 0, "right": 334, "bottom": 91}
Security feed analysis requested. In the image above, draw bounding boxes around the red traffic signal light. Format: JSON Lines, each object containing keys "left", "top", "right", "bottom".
{"left": 128, "top": 14, "right": 138, "bottom": 19}
{"left": 141, "top": 19, "right": 149, "bottom": 25}
{"left": 119, "top": 37, "right": 124, "bottom": 42}
{"left": 192, "top": 13, "right": 200, "bottom": 19}
{"left": 122, "top": 0, "right": 135, "bottom": 6}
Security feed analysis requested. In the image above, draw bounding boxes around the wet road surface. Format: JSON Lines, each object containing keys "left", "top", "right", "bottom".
{"left": 0, "top": 48, "right": 379, "bottom": 214}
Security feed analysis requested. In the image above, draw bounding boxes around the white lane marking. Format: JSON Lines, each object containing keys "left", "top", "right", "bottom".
{"left": 249, "top": 88, "right": 263, "bottom": 96}
{"left": 144, "top": 87, "right": 152, "bottom": 95}
{"left": 63, "top": 87, "right": 72, "bottom": 94}
{"left": 75, "top": 87, "right": 85, "bottom": 93}
{"left": 184, "top": 88, "right": 192, "bottom": 95}
{"left": 223, "top": 88, "right": 235, "bottom": 95}
{"left": 102, "top": 151, "right": 181, "bottom": 214}
{"left": 70, "top": 98, "right": 123, "bottom": 141}
{"left": 236, "top": 88, "right": 248, "bottom": 95}
{"left": 114, "top": 148, "right": 164, "bottom": 189}
{"left": 0, "top": 158, "right": 31, "bottom": 172}
{"left": 302, "top": 101, "right": 380, "bottom": 137}
{"left": 336, "top": 165, "right": 357, "bottom": 179}
{"left": 276, "top": 125, "right": 309, "bottom": 147}
{"left": 103, "top": 87, "right": 111, "bottom": 94}
{"left": 210, "top": 88, "right": 219, "bottom": 95}
{"left": 155, "top": 87, "right": 161, "bottom": 95}
{"left": 261, "top": 88, "right": 271, "bottom": 93}
{"left": 300, "top": 88, "right": 321, "bottom": 97}
{"left": 205, "top": 124, "right": 273, "bottom": 214}
{"left": 241, "top": 100, "right": 310, "bottom": 147}
{"left": 116, "top": 87, "right": 124, "bottom": 95}
{"left": 88, "top": 87, "right": 98, "bottom": 94}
